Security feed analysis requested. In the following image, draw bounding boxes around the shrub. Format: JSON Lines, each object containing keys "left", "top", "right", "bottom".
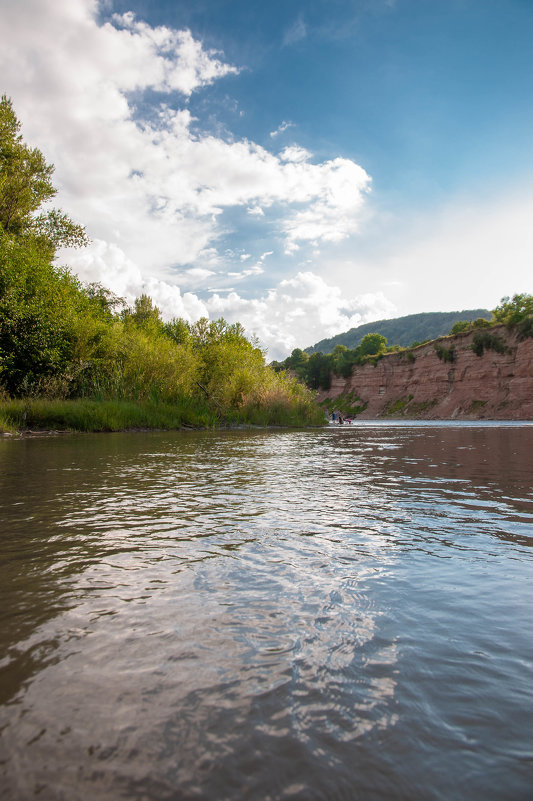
{"left": 450, "top": 320, "right": 471, "bottom": 335}
{"left": 471, "top": 332, "right": 507, "bottom": 357}
{"left": 434, "top": 342, "right": 456, "bottom": 362}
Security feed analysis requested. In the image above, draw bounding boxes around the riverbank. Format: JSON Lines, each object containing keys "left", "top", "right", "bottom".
{"left": 0, "top": 395, "right": 324, "bottom": 435}
{"left": 318, "top": 325, "right": 533, "bottom": 420}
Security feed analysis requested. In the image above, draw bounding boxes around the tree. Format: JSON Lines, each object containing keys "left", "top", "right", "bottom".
{"left": 492, "top": 294, "right": 533, "bottom": 327}
{"left": 359, "top": 333, "right": 387, "bottom": 356}
{"left": 450, "top": 320, "right": 470, "bottom": 335}
{"left": 0, "top": 96, "right": 89, "bottom": 394}
{"left": 0, "top": 94, "right": 87, "bottom": 252}
{"left": 165, "top": 317, "right": 192, "bottom": 346}
{"left": 130, "top": 294, "right": 162, "bottom": 329}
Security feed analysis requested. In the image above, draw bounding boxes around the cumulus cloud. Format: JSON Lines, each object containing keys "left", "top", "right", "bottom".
{"left": 67, "top": 240, "right": 208, "bottom": 321}
{"left": 206, "top": 272, "right": 396, "bottom": 359}
{"left": 110, "top": 12, "right": 240, "bottom": 95}
{"left": 0, "top": 0, "right": 370, "bottom": 277}
{"left": 0, "top": 0, "right": 379, "bottom": 352}
{"left": 279, "top": 145, "right": 312, "bottom": 163}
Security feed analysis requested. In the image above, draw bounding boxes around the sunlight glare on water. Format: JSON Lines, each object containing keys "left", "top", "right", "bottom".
{"left": 0, "top": 423, "right": 532, "bottom": 800}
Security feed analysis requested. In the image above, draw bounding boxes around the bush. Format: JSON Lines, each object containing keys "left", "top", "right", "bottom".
{"left": 493, "top": 293, "right": 533, "bottom": 323}
{"left": 450, "top": 320, "right": 471, "bottom": 335}
{"left": 471, "top": 332, "right": 507, "bottom": 357}
{"left": 517, "top": 316, "right": 533, "bottom": 339}
{"left": 434, "top": 342, "right": 456, "bottom": 362}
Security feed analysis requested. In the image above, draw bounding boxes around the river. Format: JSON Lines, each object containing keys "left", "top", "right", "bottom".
{"left": 1, "top": 422, "right": 532, "bottom": 800}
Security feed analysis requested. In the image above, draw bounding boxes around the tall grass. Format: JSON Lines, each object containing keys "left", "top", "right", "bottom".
{"left": 0, "top": 392, "right": 324, "bottom": 433}
{"left": 0, "top": 397, "right": 218, "bottom": 432}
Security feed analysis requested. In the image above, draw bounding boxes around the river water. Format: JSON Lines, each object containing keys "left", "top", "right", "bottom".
{"left": 0, "top": 422, "right": 532, "bottom": 800}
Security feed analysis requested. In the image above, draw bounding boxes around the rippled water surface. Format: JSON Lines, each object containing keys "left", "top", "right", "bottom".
{"left": 1, "top": 423, "right": 532, "bottom": 800}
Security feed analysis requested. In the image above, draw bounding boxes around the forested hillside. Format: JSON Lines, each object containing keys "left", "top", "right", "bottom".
{"left": 0, "top": 95, "right": 322, "bottom": 430}
{"left": 306, "top": 310, "right": 491, "bottom": 354}
{"left": 274, "top": 295, "right": 532, "bottom": 395}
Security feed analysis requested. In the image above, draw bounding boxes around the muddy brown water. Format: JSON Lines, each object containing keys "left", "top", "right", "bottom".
{"left": 1, "top": 423, "right": 532, "bottom": 800}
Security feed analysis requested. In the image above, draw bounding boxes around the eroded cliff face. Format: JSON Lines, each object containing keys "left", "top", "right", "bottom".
{"left": 316, "top": 326, "right": 533, "bottom": 419}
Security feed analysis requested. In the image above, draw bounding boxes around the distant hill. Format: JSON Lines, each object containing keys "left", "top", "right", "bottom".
{"left": 305, "top": 309, "right": 491, "bottom": 354}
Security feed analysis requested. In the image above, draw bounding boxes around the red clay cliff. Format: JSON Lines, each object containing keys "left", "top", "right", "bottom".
{"left": 316, "top": 325, "right": 533, "bottom": 420}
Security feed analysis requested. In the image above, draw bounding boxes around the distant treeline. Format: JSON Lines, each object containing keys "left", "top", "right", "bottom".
{"left": 305, "top": 309, "right": 492, "bottom": 355}
{"left": 0, "top": 94, "right": 322, "bottom": 428}
{"left": 273, "top": 297, "right": 533, "bottom": 391}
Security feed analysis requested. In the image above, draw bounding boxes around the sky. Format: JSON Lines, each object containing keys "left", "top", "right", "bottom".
{"left": 1, "top": 0, "right": 532, "bottom": 359}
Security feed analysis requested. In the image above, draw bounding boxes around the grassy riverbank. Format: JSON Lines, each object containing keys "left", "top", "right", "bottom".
{"left": 0, "top": 395, "right": 324, "bottom": 434}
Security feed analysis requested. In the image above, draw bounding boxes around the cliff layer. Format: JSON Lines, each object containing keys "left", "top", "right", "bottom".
{"left": 317, "top": 326, "right": 533, "bottom": 419}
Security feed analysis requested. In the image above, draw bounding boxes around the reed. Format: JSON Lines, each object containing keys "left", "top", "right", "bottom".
{"left": 0, "top": 394, "right": 323, "bottom": 433}
{"left": 0, "top": 397, "right": 218, "bottom": 432}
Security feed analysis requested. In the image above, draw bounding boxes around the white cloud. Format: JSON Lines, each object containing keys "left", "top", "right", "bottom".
{"left": 0, "top": 0, "right": 371, "bottom": 271}
{"left": 0, "top": 0, "right": 377, "bottom": 353}
{"left": 270, "top": 120, "right": 295, "bottom": 138}
{"left": 67, "top": 240, "right": 208, "bottom": 321}
{"left": 110, "top": 13, "right": 240, "bottom": 95}
{"left": 227, "top": 264, "right": 264, "bottom": 280}
{"left": 206, "top": 271, "right": 396, "bottom": 359}
{"left": 279, "top": 145, "right": 312, "bottom": 163}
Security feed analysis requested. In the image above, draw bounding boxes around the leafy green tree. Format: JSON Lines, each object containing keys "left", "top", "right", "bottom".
{"left": 359, "top": 333, "right": 387, "bottom": 356}
{"left": 492, "top": 293, "right": 533, "bottom": 327}
{"left": 450, "top": 320, "right": 470, "bottom": 335}
{"left": 306, "top": 351, "right": 333, "bottom": 390}
{"left": 164, "top": 317, "right": 192, "bottom": 347}
{"left": 129, "top": 294, "right": 163, "bottom": 330}
{"left": 84, "top": 282, "right": 125, "bottom": 320}
{"left": 0, "top": 96, "right": 91, "bottom": 394}
{"left": 287, "top": 347, "right": 309, "bottom": 380}
{"left": 0, "top": 94, "right": 87, "bottom": 252}
{"left": 332, "top": 344, "right": 354, "bottom": 378}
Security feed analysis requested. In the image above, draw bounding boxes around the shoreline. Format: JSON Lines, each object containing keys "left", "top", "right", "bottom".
{"left": 4, "top": 418, "right": 533, "bottom": 440}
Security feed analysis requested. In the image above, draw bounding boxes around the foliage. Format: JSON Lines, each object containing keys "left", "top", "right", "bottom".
{"left": 274, "top": 332, "right": 389, "bottom": 390}
{"left": 471, "top": 332, "right": 507, "bottom": 357}
{"left": 0, "top": 96, "right": 320, "bottom": 429}
{"left": 0, "top": 94, "right": 87, "bottom": 252}
{"left": 450, "top": 320, "right": 471, "bottom": 335}
{"left": 450, "top": 317, "right": 492, "bottom": 335}
{"left": 492, "top": 293, "right": 533, "bottom": 338}
{"left": 434, "top": 342, "right": 456, "bottom": 362}
{"left": 306, "top": 309, "right": 491, "bottom": 354}
{"left": 0, "top": 397, "right": 218, "bottom": 432}
{"left": 320, "top": 391, "right": 367, "bottom": 417}
{"left": 359, "top": 333, "right": 387, "bottom": 356}
{"left": 384, "top": 395, "right": 414, "bottom": 416}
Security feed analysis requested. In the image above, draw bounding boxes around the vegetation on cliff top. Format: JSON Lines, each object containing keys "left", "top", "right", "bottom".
{"left": 305, "top": 309, "right": 492, "bottom": 355}
{"left": 0, "top": 95, "right": 322, "bottom": 431}
{"left": 276, "top": 294, "right": 532, "bottom": 392}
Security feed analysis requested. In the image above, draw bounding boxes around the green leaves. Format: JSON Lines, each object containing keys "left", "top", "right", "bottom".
{"left": 0, "top": 94, "right": 87, "bottom": 251}
{"left": 492, "top": 293, "right": 533, "bottom": 329}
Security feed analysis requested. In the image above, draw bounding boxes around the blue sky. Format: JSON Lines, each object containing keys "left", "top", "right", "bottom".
{"left": 2, "top": 0, "right": 532, "bottom": 357}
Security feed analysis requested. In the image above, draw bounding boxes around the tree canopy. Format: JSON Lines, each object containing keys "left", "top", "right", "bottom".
{"left": 0, "top": 94, "right": 87, "bottom": 253}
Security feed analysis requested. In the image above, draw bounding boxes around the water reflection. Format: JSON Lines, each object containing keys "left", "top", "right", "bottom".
{"left": 1, "top": 425, "right": 532, "bottom": 800}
